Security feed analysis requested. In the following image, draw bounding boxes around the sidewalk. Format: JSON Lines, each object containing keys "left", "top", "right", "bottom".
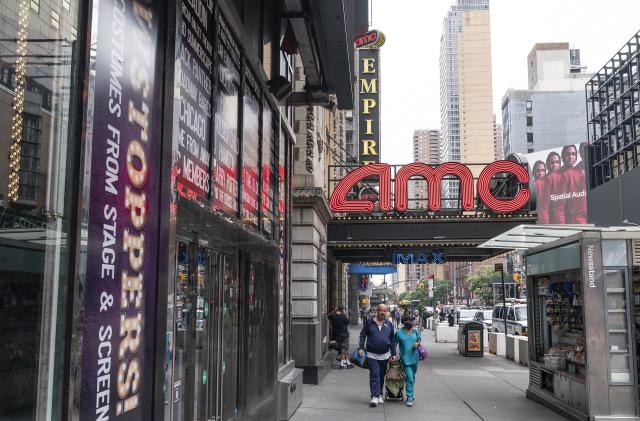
{"left": 291, "top": 324, "right": 567, "bottom": 421}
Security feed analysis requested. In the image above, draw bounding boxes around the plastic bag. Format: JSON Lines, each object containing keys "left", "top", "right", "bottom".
{"left": 418, "top": 344, "right": 428, "bottom": 360}
{"left": 350, "top": 349, "right": 367, "bottom": 368}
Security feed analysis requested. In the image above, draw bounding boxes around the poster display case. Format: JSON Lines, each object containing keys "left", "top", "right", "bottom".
{"left": 525, "top": 231, "right": 640, "bottom": 421}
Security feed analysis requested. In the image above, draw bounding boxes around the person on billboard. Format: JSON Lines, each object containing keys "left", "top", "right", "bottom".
{"left": 562, "top": 144, "right": 587, "bottom": 224}
{"left": 532, "top": 160, "right": 547, "bottom": 181}
{"left": 537, "top": 151, "right": 563, "bottom": 224}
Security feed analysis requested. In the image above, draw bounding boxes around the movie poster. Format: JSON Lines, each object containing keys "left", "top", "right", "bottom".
{"left": 521, "top": 143, "right": 588, "bottom": 225}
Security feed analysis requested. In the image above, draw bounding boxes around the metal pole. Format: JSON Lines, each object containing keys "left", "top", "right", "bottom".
{"left": 501, "top": 269, "right": 507, "bottom": 336}
{"left": 453, "top": 263, "right": 457, "bottom": 325}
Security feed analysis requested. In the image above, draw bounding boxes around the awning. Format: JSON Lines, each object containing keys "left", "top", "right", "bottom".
{"left": 479, "top": 224, "right": 640, "bottom": 250}
{"left": 348, "top": 264, "right": 397, "bottom": 274}
{"left": 284, "top": 0, "right": 368, "bottom": 109}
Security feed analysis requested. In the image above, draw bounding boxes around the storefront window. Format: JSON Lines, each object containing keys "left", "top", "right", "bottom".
{"left": 261, "top": 103, "right": 276, "bottom": 237}
{"left": 241, "top": 79, "right": 260, "bottom": 228}
{"left": 277, "top": 129, "right": 288, "bottom": 365}
{"left": 0, "top": 1, "right": 82, "bottom": 419}
{"left": 532, "top": 270, "right": 585, "bottom": 379}
{"left": 213, "top": 19, "right": 240, "bottom": 217}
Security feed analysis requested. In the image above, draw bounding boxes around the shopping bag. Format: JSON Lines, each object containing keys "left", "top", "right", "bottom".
{"left": 418, "top": 344, "right": 428, "bottom": 360}
{"left": 386, "top": 360, "right": 405, "bottom": 381}
{"left": 350, "top": 349, "right": 367, "bottom": 368}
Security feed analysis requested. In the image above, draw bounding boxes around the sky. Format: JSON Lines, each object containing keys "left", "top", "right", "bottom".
{"left": 370, "top": 0, "right": 640, "bottom": 165}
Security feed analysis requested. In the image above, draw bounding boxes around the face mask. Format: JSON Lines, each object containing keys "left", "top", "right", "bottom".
{"left": 403, "top": 322, "right": 413, "bottom": 329}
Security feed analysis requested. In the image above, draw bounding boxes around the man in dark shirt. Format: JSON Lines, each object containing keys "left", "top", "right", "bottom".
{"left": 358, "top": 304, "right": 397, "bottom": 407}
{"left": 328, "top": 305, "right": 352, "bottom": 369}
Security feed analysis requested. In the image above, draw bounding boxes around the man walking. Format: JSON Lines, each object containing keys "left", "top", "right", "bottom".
{"left": 358, "top": 304, "right": 397, "bottom": 407}
{"left": 328, "top": 305, "right": 352, "bottom": 369}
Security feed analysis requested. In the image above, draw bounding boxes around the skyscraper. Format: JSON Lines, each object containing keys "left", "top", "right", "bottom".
{"left": 404, "top": 129, "right": 440, "bottom": 290}
{"left": 440, "top": 0, "right": 494, "bottom": 206}
{"left": 409, "top": 129, "right": 440, "bottom": 209}
{"left": 502, "top": 43, "right": 593, "bottom": 157}
{"left": 493, "top": 116, "right": 503, "bottom": 160}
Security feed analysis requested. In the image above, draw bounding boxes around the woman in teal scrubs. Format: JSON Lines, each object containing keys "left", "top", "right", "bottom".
{"left": 395, "top": 315, "right": 421, "bottom": 407}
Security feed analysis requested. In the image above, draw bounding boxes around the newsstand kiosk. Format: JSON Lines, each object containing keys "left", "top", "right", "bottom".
{"left": 525, "top": 229, "right": 640, "bottom": 421}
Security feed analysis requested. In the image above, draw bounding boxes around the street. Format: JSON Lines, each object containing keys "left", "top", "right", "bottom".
{"left": 291, "top": 326, "right": 567, "bottom": 421}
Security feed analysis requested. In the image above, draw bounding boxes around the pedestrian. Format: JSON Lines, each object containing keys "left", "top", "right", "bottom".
{"left": 358, "top": 304, "right": 397, "bottom": 407}
{"left": 395, "top": 315, "right": 421, "bottom": 407}
{"left": 328, "top": 306, "right": 353, "bottom": 369}
{"left": 394, "top": 308, "right": 401, "bottom": 328}
{"left": 360, "top": 308, "right": 367, "bottom": 325}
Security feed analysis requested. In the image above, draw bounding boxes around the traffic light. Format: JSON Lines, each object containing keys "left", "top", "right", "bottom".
{"left": 417, "top": 281, "right": 425, "bottom": 289}
{"left": 512, "top": 272, "right": 522, "bottom": 283}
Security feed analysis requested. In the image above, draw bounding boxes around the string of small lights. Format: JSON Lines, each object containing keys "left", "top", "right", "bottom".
{"left": 7, "top": 0, "right": 29, "bottom": 202}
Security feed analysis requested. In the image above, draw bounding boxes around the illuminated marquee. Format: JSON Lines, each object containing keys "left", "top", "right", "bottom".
{"left": 355, "top": 30, "right": 386, "bottom": 49}
{"left": 393, "top": 250, "right": 446, "bottom": 265}
{"left": 356, "top": 29, "right": 385, "bottom": 166}
{"left": 329, "top": 160, "right": 530, "bottom": 214}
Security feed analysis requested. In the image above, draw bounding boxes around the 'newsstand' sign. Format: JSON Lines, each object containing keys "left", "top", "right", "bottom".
{"left": 81, "top": 0, "right": 163, "bottom": 419}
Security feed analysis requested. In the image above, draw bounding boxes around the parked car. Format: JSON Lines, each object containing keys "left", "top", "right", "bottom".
{"left": 458, "top": 308, "right": 477, "bottom": 323}
{"left": 492, "top": 304, "right": 528, "bottom": 335}
{"left": 474, "top": 309, "right": 493, "bottom": 328}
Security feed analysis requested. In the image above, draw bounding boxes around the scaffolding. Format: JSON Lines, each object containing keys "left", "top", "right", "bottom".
{"left": 586, "top": 30, "right": 640, "bottom": 188}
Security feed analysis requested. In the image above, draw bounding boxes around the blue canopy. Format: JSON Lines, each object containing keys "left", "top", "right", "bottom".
{"left": 348, "top": 264, "right": 397, "bottom": 275}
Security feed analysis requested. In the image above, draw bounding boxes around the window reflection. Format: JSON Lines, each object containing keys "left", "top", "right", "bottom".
{"left": 0, "top": 1, "right": 80, "bottom": 419}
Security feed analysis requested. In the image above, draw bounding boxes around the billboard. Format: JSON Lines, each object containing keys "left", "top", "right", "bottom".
{"left": 518, "top": 143, "right": 587, "bottom": 224}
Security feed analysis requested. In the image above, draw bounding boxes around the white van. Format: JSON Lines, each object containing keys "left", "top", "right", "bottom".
{"left": 492, "top": 304, "right": 528, "bottom": 335}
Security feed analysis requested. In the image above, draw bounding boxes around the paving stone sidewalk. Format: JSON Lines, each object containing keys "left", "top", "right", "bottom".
{"left": 291, "top": 324, "right": 568, "bottom": 421}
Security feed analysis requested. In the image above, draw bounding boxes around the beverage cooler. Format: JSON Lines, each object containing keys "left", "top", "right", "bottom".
{"left": 525, "top": 229, "right": 640, "bottom": 421}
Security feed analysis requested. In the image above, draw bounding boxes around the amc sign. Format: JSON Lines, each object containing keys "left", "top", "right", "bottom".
{"left": 329, "top": 161, "right": 531, "bottom": 214}
{"left": 393, "top": 250, "right": 446, "bottom": 265}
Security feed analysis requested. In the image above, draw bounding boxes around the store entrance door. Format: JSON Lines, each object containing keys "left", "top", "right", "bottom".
{"left": 174, "top": 240, "right": 231, "bottom": 421}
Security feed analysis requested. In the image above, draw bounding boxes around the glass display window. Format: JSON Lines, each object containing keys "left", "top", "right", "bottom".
{"left": 0, "top": 1, "right": 83, "bottom": 419}
{"left": 533, "top": 270, "right": 586, "bottom": 379}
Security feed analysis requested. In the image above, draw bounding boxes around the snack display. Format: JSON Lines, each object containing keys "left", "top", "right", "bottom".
{"left": 535, "top": 274, "right": 586, "bottom": 379}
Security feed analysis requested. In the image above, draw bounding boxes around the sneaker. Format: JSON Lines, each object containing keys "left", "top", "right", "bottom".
{"left": 369, "top": 397, "right": 378, "bottom": 407}
{"left": 406, "top": 397, "right": 414, "bottom": 407}
{"left": 338, "top": 361, "right": 346, "bottom": 369}
{"left": 346, "top": 361, "right": 354, "bottom": 369}
{"left": 377, "top": 395, "right": 384, "bottom": 404}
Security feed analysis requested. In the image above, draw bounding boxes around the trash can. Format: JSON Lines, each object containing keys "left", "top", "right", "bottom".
{"left": 458, "top": 321, "right": 484, "bottom": 357}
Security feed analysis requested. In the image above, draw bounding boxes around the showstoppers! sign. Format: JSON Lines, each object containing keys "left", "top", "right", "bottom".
{"left": 81, "top": 0, "right": 162, "bottom": 419}
{"left": 329, "top": 161, "right": 531, "bottom": 213}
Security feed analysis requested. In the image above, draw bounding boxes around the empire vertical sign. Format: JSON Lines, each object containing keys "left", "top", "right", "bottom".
{"left": 357, "top": 30, "right": 384, "bottom": 165}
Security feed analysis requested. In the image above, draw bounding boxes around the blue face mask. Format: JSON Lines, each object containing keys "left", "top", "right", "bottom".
{"left": 403, "top": 321, "right": 413, "bottom": 329}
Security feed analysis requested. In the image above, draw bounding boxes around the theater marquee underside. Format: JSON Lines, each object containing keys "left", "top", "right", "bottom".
{"left": 327, "top": 214, "right": 536, "bottom": 263}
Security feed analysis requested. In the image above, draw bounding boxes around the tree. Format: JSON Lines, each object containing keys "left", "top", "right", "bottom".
{"left": 432, "top": 279, "right": 451, "bottom": 305}
{"left": 467, "top": 267, "right": 496, "bottom": 306}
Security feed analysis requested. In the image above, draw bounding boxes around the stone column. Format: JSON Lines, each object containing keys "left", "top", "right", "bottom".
{"left": 290, "top": 190, "right": 333, "bottom": 384}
